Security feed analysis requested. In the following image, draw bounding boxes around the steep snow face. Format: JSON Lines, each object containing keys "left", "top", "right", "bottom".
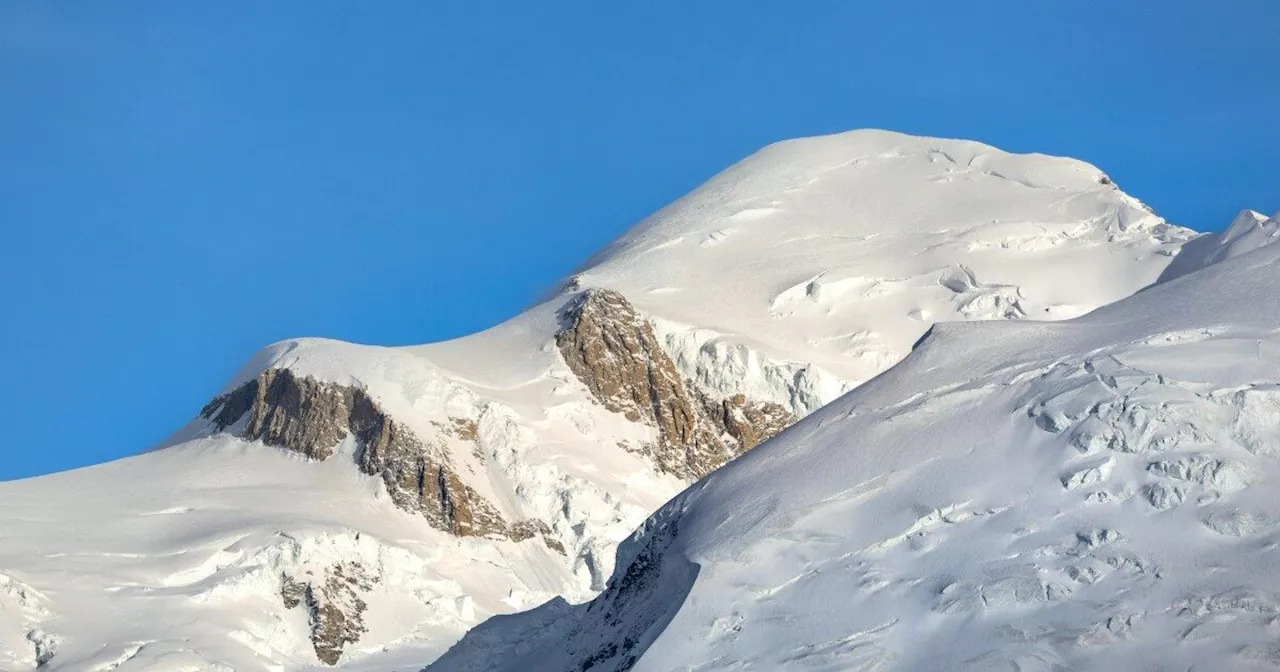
{"left": 1159, "top": 208, "right": 1279, "bottom": 282}
{"left": 0, "top": 130, "right": 1199, "bottom": 670}
{"left": 459, "top": 242, "right": 1280, "bottom": 672}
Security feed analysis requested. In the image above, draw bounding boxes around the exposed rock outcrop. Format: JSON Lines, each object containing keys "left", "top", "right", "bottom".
{"left": 556, "top": 289, "right": 793, "bottom": 479}
{"left": 509, "top": 518, "right": 566, "bottom": 555}
{"left": 202, "top": 368, "right": 350, "bottom": 460}
{"left": 701, "top": 392, "right": 793, "bottom": 454}
{"left": 281, "top": 563, "right": 371, "bottom": 666}
{"left": 201, "top": 369, "right": 535, "bottom": 540}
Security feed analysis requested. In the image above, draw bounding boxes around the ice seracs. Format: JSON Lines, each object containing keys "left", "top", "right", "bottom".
{"left": 447, "top": 223, "right": 1280, "bottom": 671}
{"left": 0, "top": 129, "right": 1208, "bottom": 670}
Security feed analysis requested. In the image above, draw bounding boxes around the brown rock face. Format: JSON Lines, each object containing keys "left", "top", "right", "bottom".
{"left": 209, "top": 369, "right": 351, "bottom": 459}
{"left": 508, "top": 518, "right": 566, "bottom": 555}
{"left": 556, "top": 289, "right": 793, "bottom": 479}
{"left": 702, "top": 392, "right": 793, "bottom": 453}
{"left": 280, "top": 563, "right": 371, "bottom": 666}
{"left": 201, "top": 369, "right": 530, "bottom": 539}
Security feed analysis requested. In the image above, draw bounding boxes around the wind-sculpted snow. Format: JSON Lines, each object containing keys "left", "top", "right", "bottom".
{"left": 448, "top": 242, "right": 1280, "bottom": 671}
{"left": 1159, "top": 208, "right": 1279, "bottom": 282}
{"left": 569, "top": 130, "right": 1191, "bottom": 386}
{"left": 0, "top": 130, "right": 1209, "bottom": 669}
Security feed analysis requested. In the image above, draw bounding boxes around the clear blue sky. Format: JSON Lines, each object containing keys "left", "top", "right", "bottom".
{"left": 1, "top": 2, "right": 1276, "bottom": 480}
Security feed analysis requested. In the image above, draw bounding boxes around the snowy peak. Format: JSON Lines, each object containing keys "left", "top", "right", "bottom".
{"left": 445, "top": 238, "right": 1280, "bottom": 672}
{"left": 1232, "top": 208, "right": 1274, "bottom": 228}
{"left": 0, "top": 130, "right": 1208, "bottom": 671}
{"left": 1158, "top": 207, "right": 1279, "bottom": 282}
{"left": 566, "top": 129, "right": 1192, "bottom": 385}
{"left": 1217, "top": 208, "right": 1274, "bottom": 243}
{"left": 163, "top": 129, "right": 1196, "bottom": 668}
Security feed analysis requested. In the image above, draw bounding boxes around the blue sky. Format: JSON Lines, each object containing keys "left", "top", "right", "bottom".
{"left": 1, "top": 2, "right": 1276, "bottom": 480}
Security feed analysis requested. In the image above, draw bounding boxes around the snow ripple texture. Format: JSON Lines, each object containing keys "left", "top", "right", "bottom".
{"left": 439, "top": 236, "right": 1280, "bottom": 671}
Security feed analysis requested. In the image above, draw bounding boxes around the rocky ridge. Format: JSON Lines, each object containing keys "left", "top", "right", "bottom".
{"left": 201, "top": 289, "right": 799, "bottom": 533}
{"left": 193, "top": 289, "right": 799, "bottom": 664}
{"left": 0, "top": 130, "right": 1213, "bottom": 672}
{"left": 556, "top": 289, "right": 793, "bottom": 480}
{"left": 200, "top": 368, "right": 520, "bottom": 539}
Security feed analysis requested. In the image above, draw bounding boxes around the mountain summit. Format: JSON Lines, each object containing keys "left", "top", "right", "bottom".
{"left": 448, "top": 218, "right": 1280, "bottom": 672}
{"left": 0, "top": 130, "right": 1196, "bottom": 671}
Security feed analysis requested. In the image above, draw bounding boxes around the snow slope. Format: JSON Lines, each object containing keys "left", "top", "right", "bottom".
{"left": 567, "top": 129, "right": 1186, "bottom": 388}
{"left": 0, "top": 443, "right": 489, "bottom": 672}
{"left": 446, "top": 221, "right": 1280, "bottom": 672}
{"left": 1159, "top": 208, "right": 1279, "bottom": 282}
{"left": 0, "top": 130, "right": 1198, "bottom": 670}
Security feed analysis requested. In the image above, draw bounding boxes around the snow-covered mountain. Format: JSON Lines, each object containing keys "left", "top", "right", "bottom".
{"left": 0, "top": 130, "right": 1196, "bottom": 671}
{"left": 1159, "top": 208, "right": 1278, "bottom": 282}
{"left": 441, "top": 214, "right": 1280, "bottom": 672}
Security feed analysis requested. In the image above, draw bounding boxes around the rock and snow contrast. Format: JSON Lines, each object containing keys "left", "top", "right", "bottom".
{"left": 442, "top": 224, "right": 1280, "bottom": 672}
{"left": 0, "top": 129, "right": 1226, "bottom": 670}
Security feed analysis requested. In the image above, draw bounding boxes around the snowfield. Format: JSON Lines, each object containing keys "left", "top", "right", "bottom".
{"left": 437, "top": 229, "right": 1280, "bottom": 671}
{"left": 0, "top": 129, "right": 1242, "bottom": 670}
{"left": 566, "top": 129, "right": 1187, "bottom": 385}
